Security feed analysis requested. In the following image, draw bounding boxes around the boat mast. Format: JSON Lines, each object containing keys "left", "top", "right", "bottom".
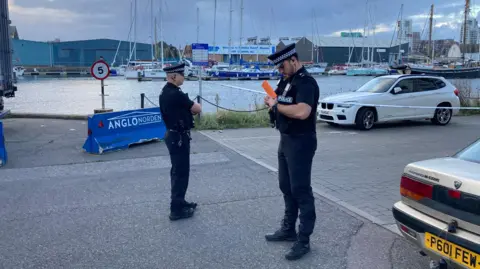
{"left": 228, "top": 0, "right": 232, "bottom": 67}
{"left": 129, "top": 0, "right": 132, "bottom": 60}
{"left": 196, "top": 7, "right": 200, "bottom": 43}
{"left": 154, "top": 17, "right": 158, "bottom": 60}
{"left": 134, "top": 0, "right": 137, "bottom": 60}
{"left": 311, "top": 11, "right": 314, "bottom": 62}
{"left": 151, "top": 0, "right": 154, "bottom": 62}
{"left": 428, "top": 4, "right": 433, "bottom": 64}
{"left": 213, "top": 0, "right": 217, "bottom": 50}
{"left": 463, "top": 0, "right": 470, "bottom": 63}
{"left": 398, "top": 4, "right": 403, "bottom": 63}
{"left": 239, "top": 0, "right": 243, "bottom": 65}
{"left": 160, "top": 0, "right": 164, "bottom": 67}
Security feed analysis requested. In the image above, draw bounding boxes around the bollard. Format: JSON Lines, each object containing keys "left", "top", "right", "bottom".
{"left": 215, "top": 93, "right": 220, "bottom": 112}
{"left": 140, "top": 93, "right": 145, "bottom": 108}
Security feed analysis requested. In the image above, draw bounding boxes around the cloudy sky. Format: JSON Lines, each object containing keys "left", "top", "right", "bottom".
{"left": 7, "top": 0, "right": 480, "bottom": 46}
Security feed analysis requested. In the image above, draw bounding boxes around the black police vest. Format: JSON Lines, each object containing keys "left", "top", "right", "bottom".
{"left": 275, "top": 70, "right": 319, "bottom": 135}
{"left": 159, "top": 83, "right": 194, "bottom": 131}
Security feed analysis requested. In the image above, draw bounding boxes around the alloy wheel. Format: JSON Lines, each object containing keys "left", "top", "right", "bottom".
{"left": 363, "top": 110, "right": 375, "bottom": 129}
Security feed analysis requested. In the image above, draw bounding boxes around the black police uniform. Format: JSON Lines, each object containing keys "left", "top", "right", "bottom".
{"left": 265, "top": 44, "right": 320, "bottom": 260}
{"left": 159, "top": 63, "right": 197, "bottom": 221}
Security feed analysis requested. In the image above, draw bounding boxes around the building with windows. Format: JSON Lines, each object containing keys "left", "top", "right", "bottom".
{"left": 8, "top": 26, "right": 18, "bottom": 40}
{"left": 398, "top": 19, "right": 413, "bottom": 52}
{"left": 460, "top": 18, "right": 479, "bottom": 45}
{"left": 412, "top": 32, "right": 421, "bottom": 53}
{"left": 182, "top": 35, "right": 409, "bottom": 66}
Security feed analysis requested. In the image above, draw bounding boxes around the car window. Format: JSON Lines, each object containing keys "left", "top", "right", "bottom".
{"left": 414, "top": 78, "right": 439, "bottom": 92}
{"left": 393, "top": 79, "right": 414, "bottom": 94}
{"left": 454, "top": 139, "right": 480, "bottom": 164}
{"left": 355, "top": 77, "right": 397, "bottom": 93}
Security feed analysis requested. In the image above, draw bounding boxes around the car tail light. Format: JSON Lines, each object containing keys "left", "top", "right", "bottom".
{"left": 400, "top": 175, "right": 433, "bottom": 201}
{"left": 448, "top": 189, "right": 461, "bottom": 199}
{"left": 454, "top": 89, "right": 459, "bottom": 96}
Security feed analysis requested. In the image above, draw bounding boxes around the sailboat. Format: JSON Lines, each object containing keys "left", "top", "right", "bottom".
{"left": 346, "top": 0, "right": 389, "bottom": 76}
{"left": 124, "top": 0, "right": 167, "bottom": 80}
{"left": 407, "top": 1, "right": 480, "bottom": 78}
{"left": 205, "top": 0, "right": 278, "bottom": 79}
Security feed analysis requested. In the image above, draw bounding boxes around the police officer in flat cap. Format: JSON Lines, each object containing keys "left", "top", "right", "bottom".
{"left": 159, "top": 62, "right": 202, "bottom": 221}
{"left": 264, "top": 43, "right": 320, "bottom": 260}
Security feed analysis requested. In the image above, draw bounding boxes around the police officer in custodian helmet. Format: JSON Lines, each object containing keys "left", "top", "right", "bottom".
{"left": 264, "top": 43, "right": 320, "bottom": 260}
{"left": 159, "top": 62, "right": 202, "bottom": 221}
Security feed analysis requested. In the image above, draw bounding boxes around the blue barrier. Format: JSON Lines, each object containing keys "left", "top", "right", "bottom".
{"left": 82, "top": 107, "right": 167, "bottom": 154}
{"left": 0, "top": 121, "right": 7, "bottom": 167}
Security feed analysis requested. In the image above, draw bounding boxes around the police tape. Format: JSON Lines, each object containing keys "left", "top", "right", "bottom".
{"left": 322, "top": 102, "right": 480, "bottom": 110}
{"left": 201, "top": 82, "right": 480, "bottom": 110}
{"left": 202, "top": 81, "right": 264, "bottom": 94}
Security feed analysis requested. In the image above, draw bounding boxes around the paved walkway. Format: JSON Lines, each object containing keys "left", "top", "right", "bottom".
{"left": 0, "top": 118, "right": 431, "bottom": 268}
{"left": 201, "top": 115, "right": 480, "bottom": 233}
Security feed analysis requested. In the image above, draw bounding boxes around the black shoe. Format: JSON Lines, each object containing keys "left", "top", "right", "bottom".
{"left": 285, "top": 241, "right": 310, "bottom": 261}
{"left": 265, "top": 229, "right": 297, "bottom": 242}
{"left": 183, "top": 201, "right": 197, "bottom": 210}
{"left": 169, "top": 207, "right": 195, "bottom": 221}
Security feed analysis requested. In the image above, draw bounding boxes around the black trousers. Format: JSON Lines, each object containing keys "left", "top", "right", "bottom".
{"left": 278, "top": 132, "right": 317, "bottom": 243}
{"left": 165, "top": 130, "right": 191, "bottom": 212}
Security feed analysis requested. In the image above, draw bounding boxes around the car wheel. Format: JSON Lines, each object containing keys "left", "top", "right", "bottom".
{"left": 355, "top": 107, "right": 375, "bottom": 130}
{"left": 431, "top": 104, "right": 452, "bottom": 126}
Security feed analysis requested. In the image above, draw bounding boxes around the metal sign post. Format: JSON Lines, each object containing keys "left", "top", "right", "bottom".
{"left": 191, "top": 43, "right": 209, "bottom": 120}
{"left": 90, "top": 60, "right": 112, "bottom": 114}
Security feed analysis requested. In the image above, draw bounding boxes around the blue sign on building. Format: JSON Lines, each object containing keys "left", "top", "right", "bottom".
{"left": 192, "top": 43, "right": 209, "bottom": 66}
{"left": 82, "top": 107, "right": 167, "bottom": 154}
{"left": 0, "top": 121, "right": 7, "bottom": 167}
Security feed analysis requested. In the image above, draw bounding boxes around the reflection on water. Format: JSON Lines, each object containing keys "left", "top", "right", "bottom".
{"left": 9, "top": 75, "right": 476, "bottom": 115}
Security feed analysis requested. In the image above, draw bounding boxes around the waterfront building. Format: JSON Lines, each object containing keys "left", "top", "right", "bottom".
{"left": 182, "top": 35, "right": 409, "bottom": 67}
{"left": 11, "top": 38, "right": 179, "bottom": 68}
{"left": 312, "top": 36, "right": 410, "bottom": 65}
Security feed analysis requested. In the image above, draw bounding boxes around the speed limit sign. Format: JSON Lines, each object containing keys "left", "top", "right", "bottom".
{"left": 90, "top": 60, "right": 110, "bottom": 80}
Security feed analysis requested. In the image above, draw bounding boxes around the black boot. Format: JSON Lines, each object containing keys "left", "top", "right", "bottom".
{"left": 169, "top": 207, "right": 195, "bottom": 221}
{"left": 265, "top": 220, "right": 297, "bottom": 242}
{"left": 285, "top": 241, "right": 310, "bottom": 260}
{"left": 265, "top": 229, "right": 297, "bottom": 242}
{"left": 183, "top": 201, "right": 197, "bottom": 210}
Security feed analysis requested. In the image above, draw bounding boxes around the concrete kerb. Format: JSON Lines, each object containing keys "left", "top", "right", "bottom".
{"left": 6, "top": 112, "right": 89, "bottom": 121}
{"left": 199, "top": 130, "right": 403, "bottom": 238}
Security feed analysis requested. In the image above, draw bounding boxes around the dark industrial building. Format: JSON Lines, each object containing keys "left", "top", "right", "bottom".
{"left": 314, "top": 36, "right": 410, "bottom": 65}
{"left": 11, "top": 38, "right": 180, "bottom": 68}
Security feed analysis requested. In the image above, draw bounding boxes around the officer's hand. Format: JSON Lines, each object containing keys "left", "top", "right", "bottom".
{"left": 266, "top": 96, "right": 277, "bottom": 108}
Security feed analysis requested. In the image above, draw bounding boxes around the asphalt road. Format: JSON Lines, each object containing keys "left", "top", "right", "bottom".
{"left": 0, "top": 118, "right": 433, "bottom": 268}
{"left": 202, "top": 115, "right": 480, "bottom": 233}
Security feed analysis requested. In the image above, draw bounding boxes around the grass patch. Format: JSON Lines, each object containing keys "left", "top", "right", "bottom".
{"left": 193, "top": 106, "right": 270, "bottom": 130}
{"left": 451, "top": 79, "right": 480, "bottom": 116}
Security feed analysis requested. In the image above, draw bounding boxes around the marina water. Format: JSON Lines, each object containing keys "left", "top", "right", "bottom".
{"left": 5, "top": 76, "right": 480, "bottom": 115}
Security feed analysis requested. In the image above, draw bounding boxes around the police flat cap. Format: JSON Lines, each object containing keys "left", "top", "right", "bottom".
{"left": 267, "top": 43, "right": 297, "bottom": 65}
{"left": 163, "top": 62, "right": 185, "bottom": 74}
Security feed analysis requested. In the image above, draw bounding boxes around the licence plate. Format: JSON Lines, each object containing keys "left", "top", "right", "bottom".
{"left": 320, "top": 110, "right": 330, "bottom": 115}
{"left": 425, "top": 232, "right": 480, "bottom": 269}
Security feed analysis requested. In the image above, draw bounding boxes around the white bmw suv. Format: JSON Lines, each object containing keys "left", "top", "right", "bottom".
{"left": 393, "top": 138, "right": 480, "bottom": 269}
{"left": 317, "top": 75, "right": 461, "bottom": 130}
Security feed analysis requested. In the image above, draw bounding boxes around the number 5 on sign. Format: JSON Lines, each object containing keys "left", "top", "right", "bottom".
{"left": 91, "top": 60, "right": 110, "bottom": 80}
{"left": 90, "top": 60, "right": 111, "bottom": 111}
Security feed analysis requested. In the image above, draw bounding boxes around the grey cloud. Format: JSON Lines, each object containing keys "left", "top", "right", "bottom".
{"left": 8, "top": 0, "right": 474, "bottom": 45}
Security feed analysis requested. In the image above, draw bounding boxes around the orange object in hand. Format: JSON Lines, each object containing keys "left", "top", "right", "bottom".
{"left": 262, "top": 80, "right": 277, "bottom": 98}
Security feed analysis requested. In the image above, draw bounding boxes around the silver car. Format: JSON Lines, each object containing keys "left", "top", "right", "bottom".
{"left": 392, "top": 138, "right": 480, "bottom": 269}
